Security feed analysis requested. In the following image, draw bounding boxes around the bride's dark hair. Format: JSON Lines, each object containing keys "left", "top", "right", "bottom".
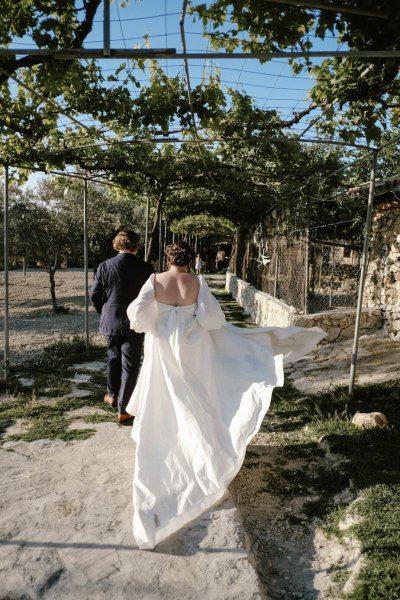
{"left": 165, "top": 241, "right": 195, "bottom": 266}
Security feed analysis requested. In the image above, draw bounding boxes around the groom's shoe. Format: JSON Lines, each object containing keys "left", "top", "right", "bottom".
{"left": 118, "top": 412, "right": 134, "bottom": 424}
{"left": 104, "top": 393, "right": 117, "bottom": 408}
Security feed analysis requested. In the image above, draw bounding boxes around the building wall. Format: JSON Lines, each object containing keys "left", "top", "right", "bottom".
{"left": 364, "top": 199, "right": 400, "bottom": 339}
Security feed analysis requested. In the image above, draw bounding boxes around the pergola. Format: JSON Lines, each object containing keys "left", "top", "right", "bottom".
{"left": 2, "top": 0, "right": 400, "bottom": 396}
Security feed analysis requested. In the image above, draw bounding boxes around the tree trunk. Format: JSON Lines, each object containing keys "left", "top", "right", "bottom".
{"left": 146, "top": 190, "right": 166, "bottom": 262}
{"left": 48, "top": 264, "right": 58, "bottom": 312}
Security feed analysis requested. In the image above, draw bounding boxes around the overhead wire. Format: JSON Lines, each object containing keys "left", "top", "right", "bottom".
{"left": 115, "top": 0, "right": 139, "bottom": 97}
{"left": 180, "top": 0, "right": 219, "bottom": 187}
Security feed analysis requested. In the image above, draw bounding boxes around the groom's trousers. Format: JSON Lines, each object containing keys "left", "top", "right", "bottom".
{"left": 106, "top": 333, "right": 144, "bottom": 414}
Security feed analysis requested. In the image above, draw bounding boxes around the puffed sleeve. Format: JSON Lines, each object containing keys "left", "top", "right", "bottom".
{"left": 127, "top": 274, "right": 157, "bottom": 333}
{"left": 196, "top": 276, "right": 226, "bottom": 330}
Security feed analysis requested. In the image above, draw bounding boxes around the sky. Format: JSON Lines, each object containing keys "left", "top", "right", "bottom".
{"left": 88, "top": 0, "right": 340, "bottom": 135}
{"left": 11, "top": 0, "right": 343, "bottom": 131}
{"left": 9, "top": 0, "right": 345, "bottom": 186}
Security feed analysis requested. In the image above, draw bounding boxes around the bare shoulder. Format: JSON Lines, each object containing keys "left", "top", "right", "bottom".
{"left": 179, "top": 272, "right": 199, "bottom": 283}
{"left": 156, "top": 271, "right": 198, "bottom": 283}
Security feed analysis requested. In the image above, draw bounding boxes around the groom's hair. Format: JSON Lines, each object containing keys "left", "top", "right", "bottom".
{"left": 113, "top": 229, "right": 139, "bottom": 252}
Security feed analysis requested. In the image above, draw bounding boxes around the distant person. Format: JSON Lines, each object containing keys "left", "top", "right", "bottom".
{"left": 195, "top": 254, "right": 202, "bottom": 274}
{"left": 215, "top": 247, "right": 226, "bottom": 273}
{"left": 90, "top": 230, "right": 153, "bottom": 423}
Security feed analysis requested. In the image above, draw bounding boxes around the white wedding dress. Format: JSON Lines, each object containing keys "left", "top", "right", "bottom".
{"left": 126, "top": 274, "right": 325, "bottom": 549}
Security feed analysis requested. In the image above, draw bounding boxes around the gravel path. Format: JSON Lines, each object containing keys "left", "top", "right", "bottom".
{"left": 1, "top": 270, "right": 397, "bottom": 599}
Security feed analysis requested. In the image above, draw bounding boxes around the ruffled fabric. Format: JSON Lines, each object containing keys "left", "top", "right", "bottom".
{"left": 126, "top": 275, "right": 326, "bottom": 549}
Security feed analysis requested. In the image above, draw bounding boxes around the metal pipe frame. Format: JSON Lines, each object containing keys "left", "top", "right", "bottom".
{"left": 103, "top": 0, "right": 110, "bottom": 57}
{"left": 83, "top": 178, "right": 90, "bottom": 351}
{"left": 145, "top": 196, "right": 150, "bottom": 262}
{"left": 3, "top": 165, "right": 9, "bottom": 380}
{"left": 348, "top": 149, "right": 378, "bottom": 397}
{"left": 2, "top": 49, "right": 400, "bottom": 59}
{"left": 9, "top": 164, "right": 123, "bottom": 189}
{"left": 158, "top": 211, "right": 163, "bottom": 272}
{"left": 263, "top": 0, "right": 389, "bottom": 19}
{"left": 64, "top": 136, "right": 371, "bottom": 150}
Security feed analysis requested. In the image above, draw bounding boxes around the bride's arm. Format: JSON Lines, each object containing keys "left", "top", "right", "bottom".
{"left": 196, "top": 277, "right": 226, "bottom": 330}
{"left": 127, "top": 274, "right": 157, "bottom": 333}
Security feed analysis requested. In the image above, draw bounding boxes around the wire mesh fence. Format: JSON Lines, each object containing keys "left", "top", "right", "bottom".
{"left": 236, "top": 220, "right": 362, "bottom": 314}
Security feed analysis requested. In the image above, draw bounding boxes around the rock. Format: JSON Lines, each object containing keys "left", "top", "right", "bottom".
{"left": 326, "top": 326, "right": 341, "bottom": 342}
{"left": 391, "top": 319, "right": 400, "bottom": 332}
{"left": 351, "top": 412, "right": 389, "bottom": 428}
{"left": 289, "top": 370, "right": 305, "bottom": 380}
{"left": 18, "top": 377, "right": 34, "bottom": 387}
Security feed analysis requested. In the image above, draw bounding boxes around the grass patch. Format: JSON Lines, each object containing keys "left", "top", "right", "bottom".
{"left": 11, "top": 335, "right": 105, "bottom": 377}
{"left": 259, "top": 379, "right": 400, "bottom": 597}
{"left": 7, "top": 414, "right": 95, "bottom": 443}
{"left": 83, "top": 412, "right": 115, "bottom": 423}
{"left": 206, "top": 279, "right": 255, "bottom": 328}
{"left": 0, "top": 336, "right": 110, "bottom": 443}
{"left": 343, "top": 485, "right": 400, "bottom": 600}
{"left": 323, "top": 504, "right": 348, "bottom": 540}
{"left": 326, "top": 570, "right": 351, "bottom": 600}
{"left": 0, "top": 391, "right": 112, "bottom": 442}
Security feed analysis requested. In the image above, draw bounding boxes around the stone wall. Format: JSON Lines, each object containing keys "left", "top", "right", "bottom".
{"left": 364, "top": 199, "right": 400, "bottom": 339}
{"left": 226, "top": 271, "right": 296, "bottom": 327}
{"left": 226, "top": 271, "right": 383, "bottom": 341}
{"left": 292, "top": 309, "right": 382, "bottom": 342}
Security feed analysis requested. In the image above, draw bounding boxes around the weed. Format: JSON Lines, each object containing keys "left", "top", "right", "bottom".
{"left": 83, "top": 413, "right": 115, "bottom": 424}
{"left": 326, "top": 569, "right": 350, "bottom": 599}
{"left": 323, "top": 505, "right": 348, "bottom": 539}
{"left": 53, "top": 304, "right": 70, "bottom": 314}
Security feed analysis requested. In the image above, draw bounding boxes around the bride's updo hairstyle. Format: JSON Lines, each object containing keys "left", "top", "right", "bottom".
{"left": 165, "top": 241, "right": 195, "bottom": 267}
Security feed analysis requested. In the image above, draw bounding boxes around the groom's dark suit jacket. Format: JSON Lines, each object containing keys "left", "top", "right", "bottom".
{"left": 90, "top": 253, "right": 153, "bottom": 336}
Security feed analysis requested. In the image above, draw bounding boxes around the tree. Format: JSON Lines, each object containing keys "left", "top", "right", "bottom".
{"left": 191, "top": 0, "right": 400, "bottom": 143}
{"left": 170, "top": 214, "right": 235, "bottom": 237}
{"left": 29, "top": 179, "right": 82, "bottom": 311}
{"left": 4, "top": 175, "right": 149, "bottom": 311}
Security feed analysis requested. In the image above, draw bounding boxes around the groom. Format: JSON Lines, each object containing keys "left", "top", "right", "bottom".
{"left": 90, "top": 230, "right": 153, "bottom": 423}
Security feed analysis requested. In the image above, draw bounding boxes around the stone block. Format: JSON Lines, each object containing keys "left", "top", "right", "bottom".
{"left": 391, "top": 319, "right": 400, "bottom": 332}
{"left": 352, "top": 412, "right": 388, "bottom": 428}
{"left": 326, "top": 326, "right": 341, "bottom": 342}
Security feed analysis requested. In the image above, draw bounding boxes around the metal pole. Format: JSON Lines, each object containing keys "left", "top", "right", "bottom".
{"left": 349, "top": 150, "right": 378, "bottom": 397}
{"left": 329, "top": 225, "right": 337, "bottom": 308}
{"left": 304, "top": 229, "right": 310, "bottom": 314}
{"left": 304, "top": 192, "right": 311, "bottom": 314}
{"left": 273, "top": 235, "right": 279, "bottom": 297}
{"left": 103, "top": 0, "right": 110, "bottom": 56}
{"left": 83, "top": 179, "right": 89, "bottom": 351}
{"left": 3, "top": 165, "right": 9, "bottom": 379}
{"left": 158, "top": 211, "right": 163, "bottom": 272}
{"left": 144, "top": 196, "right": 150, "bottom": 261}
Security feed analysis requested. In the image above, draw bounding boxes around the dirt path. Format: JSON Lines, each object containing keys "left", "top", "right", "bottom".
{"left": 1, "top": 270, "right": 398, "bottom": 599}
{"left": 0, "top": 269, "right": 102, "bottom": 367}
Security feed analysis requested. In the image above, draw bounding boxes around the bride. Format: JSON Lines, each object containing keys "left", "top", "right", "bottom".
{"left": 126, "top": 241, "right": 325, "bottom": 550}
